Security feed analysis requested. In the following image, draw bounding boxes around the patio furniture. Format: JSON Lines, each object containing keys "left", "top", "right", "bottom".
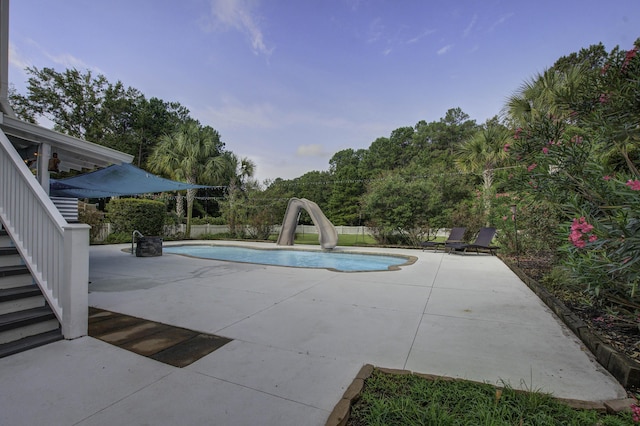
{"left": 420, "top": 227, "right": 466, "bottom": 251}
{"left": 446, "top": 227, "right": 499, "bottom": 255}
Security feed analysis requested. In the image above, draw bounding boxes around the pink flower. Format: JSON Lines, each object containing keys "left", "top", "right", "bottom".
{"left": 569, "top": 217, "right": 597, "bottom": 249}
{"left": 622, "top": 46, "right": 638, "bottom": 71}
{"left": 513, "top": 128, "right": 522, "bottom": 140}
{"left": 502, "top": 216, "right": 508, "bottom": 221}
{"left": 626, "top": 179, "right": 640, "bottom": 191}
{"left": 599, "top": 93, "right": 609, "bottom": 104}
{"left": 569, "top": 230, "right": 582, "bottom": 240}
{"left": 631, "top": 403, "right": 640, "bottom": 422}
{"left": 570, "top": 135, "right": 583, "bottom": 144}
{"left": 542, "top": 147, "right": 549, "bottom": 154}
{"left": 527, "top": 163, "right": 537, "bottom": 172}
{"left": 603, "top": 175, "right": 612, "bottom": 181}
{"left": 503, "top": 143, "right": 510, "bottom": 152}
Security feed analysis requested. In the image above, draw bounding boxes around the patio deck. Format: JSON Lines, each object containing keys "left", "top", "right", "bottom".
{"left": 0, "top": 241, "right": 626, "bottom": 425}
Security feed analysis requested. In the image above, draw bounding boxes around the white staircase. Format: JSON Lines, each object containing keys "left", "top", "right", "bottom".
{"left": 0, "top": 228, "right": 62, "bottom": 358}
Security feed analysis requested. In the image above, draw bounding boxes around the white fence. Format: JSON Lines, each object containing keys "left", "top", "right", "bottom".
{"left": 93, "top": 223, "right": 375, "bottom": 242}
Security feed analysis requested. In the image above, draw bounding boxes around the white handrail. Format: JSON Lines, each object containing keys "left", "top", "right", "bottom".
{"left": 0, "top": 127, "right": 89, "bottom": 339}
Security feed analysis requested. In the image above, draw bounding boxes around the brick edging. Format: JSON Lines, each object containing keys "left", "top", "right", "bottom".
{"left": 500, "top": 257, "right": 640, "bottom": 389}
{"left": 325, "top": 365, "right": 634, "bottom": 426}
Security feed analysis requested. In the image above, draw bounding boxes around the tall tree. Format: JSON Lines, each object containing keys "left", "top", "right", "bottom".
{"left": 327, "top": 148, "right": 366, "bottom": 225}
{"left": 361, "top": 127, "right": 415, "bottom": 176}
{"left": 290, "top": 170, "right": 332, "bottom": 208}
{"left": 132, "top": 97, "right": 190, "bottom": 167}
{"left": 411, "top": 108, "right": 478, "bottom": 166}
{"left": 9, "top": 67, "right": 191, "bottom": 165}
{"left": 147, "top": 120, "right": 226, "bottom": 238}
{"left": 220, "top": 152, "right": 257, "bottom": 236}
{"left": 455, "top": 118, "right": 511, "bottom": 221}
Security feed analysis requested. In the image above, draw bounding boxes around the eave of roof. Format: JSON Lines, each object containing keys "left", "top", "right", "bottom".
{"left": 0, "top": 114, "right": 133, "bottom": 171}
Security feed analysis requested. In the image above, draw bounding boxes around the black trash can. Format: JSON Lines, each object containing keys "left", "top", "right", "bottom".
{"left": 136, "top": 236, "right": 163, "bottom": 257}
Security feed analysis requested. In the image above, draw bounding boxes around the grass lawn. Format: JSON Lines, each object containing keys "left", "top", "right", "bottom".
{"left": 347, "top": 369, "right": 634, "bottom": 425}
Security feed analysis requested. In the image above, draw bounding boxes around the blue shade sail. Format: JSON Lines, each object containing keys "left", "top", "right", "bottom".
{"left": 50, "top": 163, "right": 221, "bottom": 198}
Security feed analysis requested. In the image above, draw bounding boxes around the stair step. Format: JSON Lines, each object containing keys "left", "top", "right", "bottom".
{"left": 0, "top": 329, "right": 63, "bottom": 358}
{"left": 0, "top": 268, "right": 33, "bottom": 289}
{"left": 0, "top": 266, "right": 33, "bottom": 290}
{"left": 0, "top": 255, "right": 22, "bottom": 267}
{"left": 0, "top": 306, "right": 56, "bottom": 331}
{"left": 0, "top": 285, "right": 44, "bottom": 314}
{"left": 0, "top": 264, "right": 30, "bottom": 278}
{"left": 0, "top": 306, "right": 59, "bottom": 344}
{"left": 0, "top": 231, "right": 14, "bottom": 248}
{"left": 0, "top": 247, "right": 18, "bottom": 256}
{"left": 0, "top": 285, "right": 42, "bottom": 302}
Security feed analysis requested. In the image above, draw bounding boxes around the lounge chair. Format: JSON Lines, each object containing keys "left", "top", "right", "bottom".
{"left": 420, "top": 227, "right": 466, "bottom": 251}
{"left": 446, "top": 227, "right": 499, "bottom": 255}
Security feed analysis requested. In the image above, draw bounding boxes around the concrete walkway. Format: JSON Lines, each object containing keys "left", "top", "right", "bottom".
{"left": 0, "top": 241, "right": 626, "bottom": 425}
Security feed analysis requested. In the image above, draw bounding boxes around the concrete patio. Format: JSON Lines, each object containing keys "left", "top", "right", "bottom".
{"left": 0, "top": 241, "right": 627, "bottom": 425}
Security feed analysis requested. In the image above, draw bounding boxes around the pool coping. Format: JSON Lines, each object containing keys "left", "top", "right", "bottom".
{"left": 158, "top": 242, "right": 418, "bottom": 273}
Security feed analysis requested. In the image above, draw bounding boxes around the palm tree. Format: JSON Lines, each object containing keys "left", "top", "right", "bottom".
{"left": 504, "top": 66, "right": 585, "bottom": 142}
{"left": 456, "top": 119, "right": 511, "bottom": 221}
{"left": 148, "top": 121, "right": 226, "bottom": 238}
{"left": 224, "top": 152, "right": 256, "bottom": 189}
{"left": 222, "top": 152, "right": 256, "bottom": 236}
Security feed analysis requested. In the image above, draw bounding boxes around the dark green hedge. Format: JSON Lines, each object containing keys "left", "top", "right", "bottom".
{"left": 105, "top": 198, "right": 165, "bottom": 236}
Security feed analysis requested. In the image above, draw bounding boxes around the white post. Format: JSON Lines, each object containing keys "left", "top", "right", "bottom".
{"left": 61, "top": 223, "right": 90, "bottom": 339}
{"left": 38, "top": 143, "right": 51, "bottom": 195}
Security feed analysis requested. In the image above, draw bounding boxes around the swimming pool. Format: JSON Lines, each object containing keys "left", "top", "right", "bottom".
{"left": 163, "top": 245, "right": 413, "bottom": 272}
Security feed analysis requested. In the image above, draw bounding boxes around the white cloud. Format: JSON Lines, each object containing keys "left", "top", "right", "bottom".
{"left": 207, "top": 0, "right": 273, "bottom": 56}
{"left": 489, "top": 13, "right": 514, "bottom": 32}
{"left": 407, "top": 29, "right": 436, "bottom": 44}
{"left": 10, "top": 39, "right": 100, "bottom": 74}
{"left": 46, "top": 52, "right": 96, "bottom": 71}
{"left": 201, "top": 98, "right": 278, "bottom": 129}
{"left": 8, "top": 42, "right": 30, "bottom": 70}
{"left": 199, "top": 97, "right": 388, "bottom": 135}
{"left": 463, "top": 14, "right": 477, "bottom": 38}
{"left": 296, "top": 144, "right": 327, "bottom": 157}
{"left": 367, "top": 17, "right": 384, "bottom": 43}
{"left": 437, "top": 44, "right": 453, "bottom": 55}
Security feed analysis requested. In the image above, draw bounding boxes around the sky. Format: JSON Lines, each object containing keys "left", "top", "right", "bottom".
{"left": 7, "top": 0, "right": 640, "bottom": 184}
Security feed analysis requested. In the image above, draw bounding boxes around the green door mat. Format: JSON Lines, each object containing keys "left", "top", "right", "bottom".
{"left": 88, "top": 307, "right": 232, "bottom": 367}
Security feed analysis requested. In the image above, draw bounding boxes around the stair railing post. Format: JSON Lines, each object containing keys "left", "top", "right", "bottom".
{"left": 61, "top": 223, "right": 90, "bottom": 339}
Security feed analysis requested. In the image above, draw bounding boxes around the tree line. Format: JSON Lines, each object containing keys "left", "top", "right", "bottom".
{"left": 9, "top": 36, "right": 640, "bottom": 309}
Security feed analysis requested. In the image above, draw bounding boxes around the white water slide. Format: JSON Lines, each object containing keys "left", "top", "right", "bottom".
{"left": 276, "top": 198, "right": 338, "bottom": 249}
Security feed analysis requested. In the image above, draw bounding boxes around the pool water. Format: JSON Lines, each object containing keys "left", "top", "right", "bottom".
{"left": 163, "top": 245, "right": 409, "bottom": 272}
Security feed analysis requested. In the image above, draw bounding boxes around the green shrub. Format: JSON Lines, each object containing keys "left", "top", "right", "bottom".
{"left": 164, "top": 211, "right": 183, "bottom": 226}
{"left": 78, "top": 203, "right": 105, "bottom": 243}
{"left": 104, "top": 232, "right": 131, "bottom": 244}
{"left": 105, "top": 198, "right": 165, "bottom": 236}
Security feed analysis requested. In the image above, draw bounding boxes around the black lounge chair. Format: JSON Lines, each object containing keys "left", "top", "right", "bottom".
{"left": 446, "top": 227, "right": 499, "bottom": 255}
{"left": 420, "top": 227, "right": 466, "bottom": 252}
